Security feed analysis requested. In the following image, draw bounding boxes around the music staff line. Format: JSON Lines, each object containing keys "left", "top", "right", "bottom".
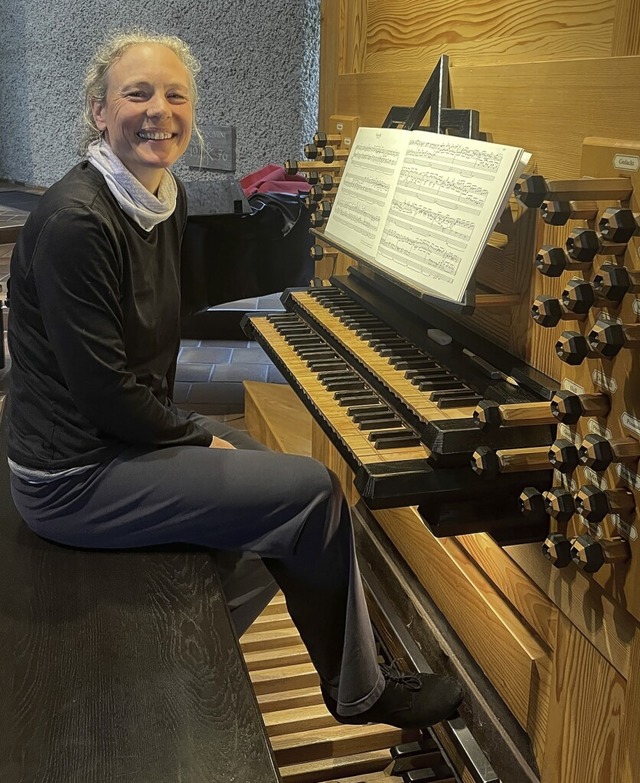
{"left": 387, "top": 199, "right": 475, "bottom": 245}
{"left": 377, "top": 245, "right": 457, "bottom": 285}
{"left": 406, "top": 138, "right": 504, "bottom": 173}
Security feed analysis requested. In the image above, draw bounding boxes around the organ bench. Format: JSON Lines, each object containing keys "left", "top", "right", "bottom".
{"left": 0, "top": 394, "right": 281, "bottom": 783}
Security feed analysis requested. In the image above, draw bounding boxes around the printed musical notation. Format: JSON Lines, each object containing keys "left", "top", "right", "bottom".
{"left": 324, "top": 126, "right": 530, "bottom": 302}
{"left": 406, "top": 136, "right": 503, "bottom": 176}
{"left": 378, "top": 226, "right": 462, "bottom": 284}
{"left": 349, "top": 144, "right": 401, "bottom": 172}
{"left": 398, "top": 167, "right": 489, "bottom": 213}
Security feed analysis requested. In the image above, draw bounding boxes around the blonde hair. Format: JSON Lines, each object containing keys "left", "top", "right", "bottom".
{"left": 81, "top": 30, "right": 203, "bottom": 153}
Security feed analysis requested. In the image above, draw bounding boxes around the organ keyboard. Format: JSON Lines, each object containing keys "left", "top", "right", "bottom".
{"left": 244, "top": 270, "right": 555, "bottom": 542}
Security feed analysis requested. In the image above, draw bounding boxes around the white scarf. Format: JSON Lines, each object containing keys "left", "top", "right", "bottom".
{"left": 86, "top": 139, "right": 177, "bottom": 231}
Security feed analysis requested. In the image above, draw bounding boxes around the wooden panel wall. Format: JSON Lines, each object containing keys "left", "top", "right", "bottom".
{"left": 319, "top": 0, "right": 640, "bottom": 176}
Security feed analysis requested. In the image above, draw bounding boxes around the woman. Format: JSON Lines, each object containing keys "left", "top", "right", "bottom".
{"left": 7, "top": 30, "right": 463, "bottom": 729}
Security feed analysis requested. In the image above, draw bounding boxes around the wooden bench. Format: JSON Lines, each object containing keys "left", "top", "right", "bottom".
{"left": 0, "top": 394, "right": 281, "bottom": 783}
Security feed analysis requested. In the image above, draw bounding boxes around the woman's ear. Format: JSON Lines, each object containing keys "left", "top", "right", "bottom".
{"left": 91, "top": 98, "right": 107, "bottom": 131}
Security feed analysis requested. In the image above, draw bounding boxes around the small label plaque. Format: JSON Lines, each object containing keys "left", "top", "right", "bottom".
{"left": 613, "top": 153, "right": 640, "bottom": 172}
{"left": 184, "top": 124, "right": 236, "bottom": 172}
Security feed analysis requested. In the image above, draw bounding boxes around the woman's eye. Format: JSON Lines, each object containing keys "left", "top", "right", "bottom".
{"left": 126, "top": 91, "right": 146, "bottom": 99}
{"left": 169, "top": 93, "right": 188, "bottom": 102}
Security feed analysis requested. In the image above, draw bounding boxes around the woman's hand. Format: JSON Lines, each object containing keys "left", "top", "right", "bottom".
{"left": 209, "top": 436, "right": 236, "bottom": 449}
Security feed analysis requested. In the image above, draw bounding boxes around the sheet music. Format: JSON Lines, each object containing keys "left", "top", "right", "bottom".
{"left": 324, "top": 127, "right": 411, "bottom": 256}
{"left": 324, "top": 127, "right": 530, "bottom": 303}
{"left": 377, "top": 134, "right": 529, "bottom": 301}
{"left": 325, "top": 128, "right": 530, "bottom": 302}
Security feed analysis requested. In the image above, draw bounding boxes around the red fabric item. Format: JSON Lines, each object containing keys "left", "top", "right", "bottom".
{"left": 240, "top": 163, "right": 311, "bottom": 197}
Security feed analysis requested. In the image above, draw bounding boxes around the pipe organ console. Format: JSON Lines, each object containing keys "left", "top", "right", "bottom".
{"left": 242, "top": 132, "right": 640, "bottom": 782}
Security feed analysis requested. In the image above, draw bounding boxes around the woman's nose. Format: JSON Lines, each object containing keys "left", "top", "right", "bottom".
{"left": 147, "top": 94, "right": 170, "bottom": 117}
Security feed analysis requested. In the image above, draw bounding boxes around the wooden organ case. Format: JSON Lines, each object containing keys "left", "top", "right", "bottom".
{"left": 242, "top": 17, "right": 640, "bottom": 782}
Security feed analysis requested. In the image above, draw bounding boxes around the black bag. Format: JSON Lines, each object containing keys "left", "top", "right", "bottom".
{"left": 180, "top": 192, "right": 313, "bottom": 319}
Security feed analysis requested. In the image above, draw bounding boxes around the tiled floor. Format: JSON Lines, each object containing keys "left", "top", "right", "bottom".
{"left": 0, "top": 185, "right": 287, "bottom": 419}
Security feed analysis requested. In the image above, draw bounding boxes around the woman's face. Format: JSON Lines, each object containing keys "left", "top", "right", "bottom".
{"left": 91, "top": 43, "right": 193, "bottom": 192}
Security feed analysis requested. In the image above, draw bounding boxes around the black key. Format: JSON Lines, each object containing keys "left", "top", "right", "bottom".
{"left": 336, "top": 393, "right": 378, "bottom": 407}
{"left": 429, "top": 387, "right": 476, "bottom": 401}
{"left": 317, "top": 370, "right": 357, "bottom": 381}
{"left": 290, "top": 337, "right": 324, "bottom": 346}
{"left": 268, "top": 314, "right": 299, "bottom": 322}
{"left": 346, "top": 404, "right": 387, "bottom": 416}
{"left": 389, "top": 356, "right": 436, "bottom": 369}
{"left": 407, "top": 371, "right": 454, "bottom": 383}
{"left": 377, "top": 345, "right": 415, "bottom": 356}
{"left": 357, "top": 417, "right": 401, "bottom": 430}
{"left": 324, "top": 380, "right": 367, "bottom": 392}
{"left": 383, "top": 348, "right": 424, "bottom": 359}
{"left": 296, "top": 345, "right": 336, "bottom": 359}
{"left": 369, "top": 430, "right": 421, "bottom": 449}
{"left": 307, "top": 360, "right": 345, "bottom": 371}
{"left": 418, "top": 380, "right": 466, "bottom": 392}
{"left": 369, "top": 337, "right": 410, "bottom": 348}
{"left": 351, "top": 409, "right": 396, "bottom": 423}
{"left": 437, "top": 393, "right": 483, "bottom": 409}
{"left": 404, "top": 368, "right": 448, "bottom": 380}
{"left": 308, "top": 289, "right": 343, "bottom": 298}
{"left": 325, "top": 305, "right": 363, "bottom": 315}
{"left": 355, "top": 327, "right": 394, "bottom": 338}
{"left": 275, "top": 324, "right": 312, "bottom": 333}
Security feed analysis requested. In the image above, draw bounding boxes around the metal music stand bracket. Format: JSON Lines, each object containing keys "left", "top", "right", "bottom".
{"left": 382, "top": 54, "right": 482, "bottom": 140}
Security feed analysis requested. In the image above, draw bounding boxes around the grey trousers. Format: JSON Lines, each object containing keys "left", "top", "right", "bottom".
{"left": 10, "top": 409, "right": 384, "bottom": 716}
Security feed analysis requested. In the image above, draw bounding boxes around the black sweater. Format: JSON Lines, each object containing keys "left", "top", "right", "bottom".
{"left": 8, "top": 162, "right": 212, "bottom": 470}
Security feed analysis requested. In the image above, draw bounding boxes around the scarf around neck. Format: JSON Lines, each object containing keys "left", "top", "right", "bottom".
{"left": 86, "top": 139, "right": 177, "bottom": 231}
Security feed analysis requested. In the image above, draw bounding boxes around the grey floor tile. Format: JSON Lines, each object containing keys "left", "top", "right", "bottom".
{"left": 175, "top": 363, "right": 214, "bottom": 383}
{"left": 210, "top": 364, "right": 269, "bottom": 383}
{"left": 229, "top": 346, "right": 269, "bottom": 364}
{"left": 179, "top": 346, "right": 233, "bottom": 364}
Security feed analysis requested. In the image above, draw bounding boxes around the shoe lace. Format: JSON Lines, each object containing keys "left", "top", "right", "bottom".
{"left": 380, "top": 661, "right": 422, "bottom": 691}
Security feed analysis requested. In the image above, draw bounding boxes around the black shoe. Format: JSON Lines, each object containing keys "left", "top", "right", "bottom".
{"left": 323, "top": 662, "right": 464, "bottom": 730}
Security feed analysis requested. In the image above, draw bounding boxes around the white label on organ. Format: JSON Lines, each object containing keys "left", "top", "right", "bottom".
{"left": 587, "top": 418, "right": 612, "bottom": 439}
{"left": 562, "top": 378, "right": 585, "bottom": 395}
{"left": 582, "top": 467, "right": 609, "bottom": 490}
{"left": 592, "top": 371, "right": 618, "bottom": 393}
{"left": 617, "top": 463, "right": 640, "bottom": 490}
{"left": 621, "top": 412, "right": 640, "bottom": 438}
{"left": 612, "top": 514, "right": 638, "bottom": 541}
{"left": 614, "top": 154, "right": 640, "bottom": 171}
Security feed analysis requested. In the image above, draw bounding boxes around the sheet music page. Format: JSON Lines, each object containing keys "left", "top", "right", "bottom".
{"left": 324, "top": 127, "right": 411, "bottom": 259}
{"left": 374, "top": 133, "right": 529, "bottom": 302}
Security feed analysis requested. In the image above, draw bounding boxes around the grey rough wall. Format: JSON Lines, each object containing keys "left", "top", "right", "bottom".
{"left": 0, "top": 0, "right": 320, "bottom": 203}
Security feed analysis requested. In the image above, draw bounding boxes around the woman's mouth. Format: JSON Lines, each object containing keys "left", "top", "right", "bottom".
{"left": 137, "top": 130, "right": 175, "bottom": 141}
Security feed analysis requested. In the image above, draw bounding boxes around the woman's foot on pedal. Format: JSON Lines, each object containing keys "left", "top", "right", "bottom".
{"left": 323, "top": 663, "right": 464, "bottom": 730}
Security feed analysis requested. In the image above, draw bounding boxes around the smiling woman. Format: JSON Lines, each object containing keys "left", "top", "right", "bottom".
{"left": 6, "top": 29, "right": 464, "bottom": 736}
